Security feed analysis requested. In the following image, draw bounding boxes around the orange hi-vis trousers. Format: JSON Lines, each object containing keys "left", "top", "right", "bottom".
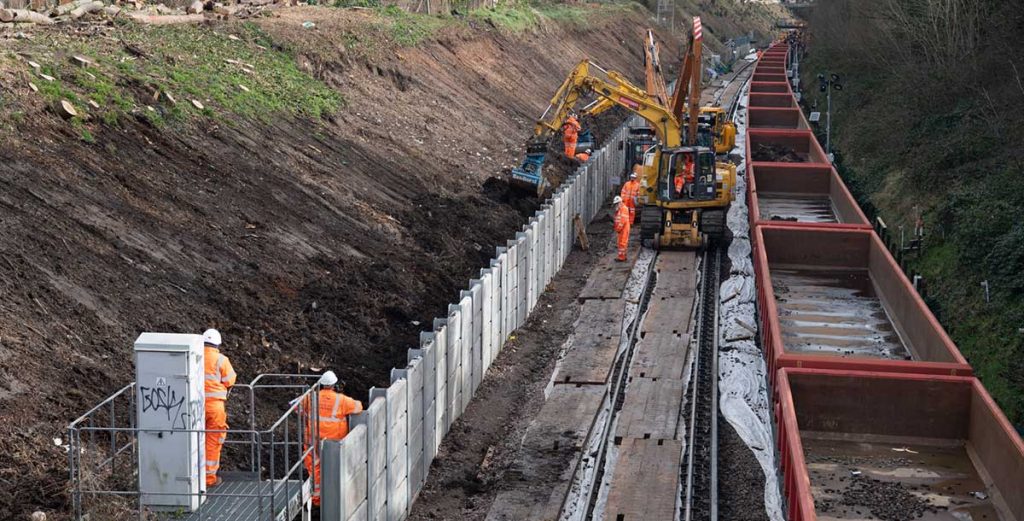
{"left": 205, "top": 400, "right": 228, "bottom": 486}
{"left": 614, "top": 204, "right": 631, "bottom": 261}
{"left": 564, "top": 137, "right": 578, "bottom": 158}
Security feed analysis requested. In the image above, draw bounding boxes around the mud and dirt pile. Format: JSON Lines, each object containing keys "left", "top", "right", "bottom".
{"left": 0, "top": 5, "right": 680, "bottom": 518}
{"left": 752, "top": 143, "right": 804, "bottom": 162}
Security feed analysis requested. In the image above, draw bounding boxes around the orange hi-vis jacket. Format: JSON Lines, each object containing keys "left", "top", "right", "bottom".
{"left": 676, "top": 159, "right": 695, "bottom": 194}
{"left": 614, "top": 204, "right": 631, "bottom": 234}
{"left": 620, "top": 179, "right": 641, "bottom": 208}
{"left": 316, "top": 389, "right": 363, "bottom": 440}
{"left": 204, "top": 346, "right": 237, "bottom": 401}
{"left": 562, "top": 116, "right": 581, "bottom": 142}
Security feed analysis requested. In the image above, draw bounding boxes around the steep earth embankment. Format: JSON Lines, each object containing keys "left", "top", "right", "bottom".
{"left": 0, "top": 6, "right": 672, "bottom": 516}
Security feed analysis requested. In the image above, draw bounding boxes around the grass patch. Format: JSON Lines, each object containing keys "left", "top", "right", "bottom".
{"left": 11, "top": 22, "right": 342, "bottom": 128}
{"left": 467, "top": 2, "right": 593, "bottom": 32}
{"left": 377, "top": 5, "right": 451, "bottom": 46}
{"left": 469, "top": 4, "right": 540, "bottom": 32}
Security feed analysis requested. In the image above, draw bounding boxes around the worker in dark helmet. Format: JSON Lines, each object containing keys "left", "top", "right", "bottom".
{"left": 305, "top": 370, "right": 363, "bottom": 507}
{"left": 202, "top": 328, "right": 236, "bottom": 487}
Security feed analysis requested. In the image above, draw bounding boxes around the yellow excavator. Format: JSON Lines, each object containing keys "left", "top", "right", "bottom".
{"left": 644, "top": 27, "right": 736, "bottom": 155}
{"left": 521, "top": 24, "right": 734, "bottom": 247}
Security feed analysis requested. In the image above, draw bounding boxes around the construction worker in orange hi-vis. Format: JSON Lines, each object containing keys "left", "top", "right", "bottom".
{"left": 575, "top": 148, "right": 592, "bottom": 162}
{"left": 563, "top": 113, "right": 582, "bottom": 158}
{"left": 613, "top": 196, "right": 631, "bottom": 262}
{"left": 620, "top": 171, "right": 641, "bottom": 224}
{"left": 675, "top": 154, "right": 695, "bottom": 197}
{"left": 202, "top": 328, "right": 236, "bottom": 487}
{"left": 305, "top": 371, "right": 363, "bottom": 507}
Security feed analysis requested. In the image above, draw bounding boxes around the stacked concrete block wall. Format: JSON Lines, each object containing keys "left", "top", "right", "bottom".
{"left": 320, "top": 117, "right": 637, "bottom": 521}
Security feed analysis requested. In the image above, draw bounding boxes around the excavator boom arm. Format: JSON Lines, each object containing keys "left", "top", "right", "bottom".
{"left": 534, "top": 59, "right": 682, "bottom": 147}
{"left": 644, "top": 29, "right": 670, "bottom": 107}
{"left": 669, "top": 16, "right": 704, "bottom": 145}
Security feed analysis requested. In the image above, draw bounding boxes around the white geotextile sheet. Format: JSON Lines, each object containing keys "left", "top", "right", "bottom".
{"left": 718, "top": 84, "right": 786, "bottom": 521}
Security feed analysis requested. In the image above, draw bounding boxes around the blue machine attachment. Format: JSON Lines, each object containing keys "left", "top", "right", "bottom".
{"left": 575, "top": 129, "right": 595, "bottom": 154}
{"left": 509, "top": 141, "right": 550, "bottom": 197}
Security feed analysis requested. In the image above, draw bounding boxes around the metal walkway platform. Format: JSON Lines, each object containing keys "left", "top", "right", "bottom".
{"left": 169, "top": 476, "right": 309, "bottom": 521}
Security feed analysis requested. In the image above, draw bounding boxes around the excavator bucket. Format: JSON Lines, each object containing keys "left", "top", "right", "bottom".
{"left": 509, "top": 142, "right": 550, "bottom": 197}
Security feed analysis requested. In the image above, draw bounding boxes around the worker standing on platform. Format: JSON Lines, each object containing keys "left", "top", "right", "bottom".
{"left": 306, "top": 371, "right": 363, "bottom": 507}
{"left": 563, "top": 113, "right": 582, "bottom": 158}
{"left": 202, "top": 328, "right": 236, "bottom": 487}
{"left": 620, "top": 171, "right": 641, "bottom": 224}
{"left": 613, "top": 196, "right": 631, "bottom": 262}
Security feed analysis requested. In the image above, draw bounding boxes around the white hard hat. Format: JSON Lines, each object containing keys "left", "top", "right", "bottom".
{"left": 202, "top": 328, "right": 222, "bottom": 346}
{"left": 613, "top": 196, "right": 623, "bottom": 204}
{"left": 630, "top": 172, "right": 637, "bottom": 179}
{"left": 586, "top": 149, "right": 592, "bottom": 153}
{"left": 319, "top": 371, "right": 338, "bottom": 387}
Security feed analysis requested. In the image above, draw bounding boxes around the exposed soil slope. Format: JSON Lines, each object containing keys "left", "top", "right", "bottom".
{"left": 0, "top": 6, "right": 680, "bottom": 517}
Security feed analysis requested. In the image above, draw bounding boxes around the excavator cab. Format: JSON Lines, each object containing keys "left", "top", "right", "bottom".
{"left": 641, "top": 145, "right": 731, "bottom": 249}
{"left": 625, "top": 127, "right": 658, "bottom": 174}
{"left": 662, "top": 147, "right": 718, "bottom": 202}
{"left": 700, "top": 107, "right": 737, "bottom": 154}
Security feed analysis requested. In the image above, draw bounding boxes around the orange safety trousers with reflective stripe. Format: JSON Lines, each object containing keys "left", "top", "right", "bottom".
{"left": 305, "top": 389, "right": 363, "bottom": 505}
{"left": 614, "top": 204, "right": 631, "bottom": 260}
{"left": 204, "top": 347, "right": 236, "bottom": 486}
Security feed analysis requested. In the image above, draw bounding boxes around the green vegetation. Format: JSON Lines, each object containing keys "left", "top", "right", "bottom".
{"left": 348, "top": 1, "right": 600, "bottom": 43}
{"left": 802, "top": 0, "right": 1024, "bottom": 424}
{"left": 377, "top": 5, "right": 452, "bottom": 46}
{"left": 465, "top": 2, "right": 594, "bottom": 32}
{"left": 9, "top": 22, "right": 341, "bottom": 129}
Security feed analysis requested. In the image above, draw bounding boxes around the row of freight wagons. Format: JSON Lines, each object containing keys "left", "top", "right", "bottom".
{"left": 746, "top": 43, "right": 1024, "bottom": 521}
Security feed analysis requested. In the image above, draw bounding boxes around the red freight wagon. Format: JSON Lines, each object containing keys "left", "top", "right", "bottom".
{"left": 755, "top": 65, "right": 787, "bottom": 76}
{"left": 753, "top": 72, "right": 789, "bottom": 84}
{"left": 749, "top": 92, "right": 796, "bottom": 108}
{"left": 748, "top": 163, "right": 870, "bottom": 229}
{"left": 750, "top": 81, "right": 792, "bottom": 94}
{"left": 775, "top": 368, "right": 1024, "bottom": 521}
{"left": 753, "top": 225, "right": 972, "bottom": 383}
{"left": 748, "top": 107, "right": 807, "bottom": 129}
{"left": 747, "top": 129, "right": 830, "bottom": 164}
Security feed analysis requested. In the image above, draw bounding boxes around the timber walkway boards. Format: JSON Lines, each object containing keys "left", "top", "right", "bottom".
{"left": 603, "top": 251, "right": 697, "bottom": 521}
{"left": 485, "top": 229, "right": 640, "bottom": 521}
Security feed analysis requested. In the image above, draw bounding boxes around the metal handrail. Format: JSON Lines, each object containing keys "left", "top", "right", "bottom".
{"left": 67, "top": 372, "right": 323, "bottom": 521}
{"left": 67, "top": 382, "right": 134, "bottom": 429}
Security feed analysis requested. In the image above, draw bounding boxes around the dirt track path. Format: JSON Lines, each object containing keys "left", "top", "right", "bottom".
{"left": 408, "top": 220, "right": 616, "bottom": 520}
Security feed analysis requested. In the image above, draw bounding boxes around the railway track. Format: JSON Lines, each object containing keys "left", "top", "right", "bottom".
{"left": 682, "top": 245, "right": 722, "bottom": 521}
{"left": 559, "top": 59, "right": 753, "bottom": 521}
